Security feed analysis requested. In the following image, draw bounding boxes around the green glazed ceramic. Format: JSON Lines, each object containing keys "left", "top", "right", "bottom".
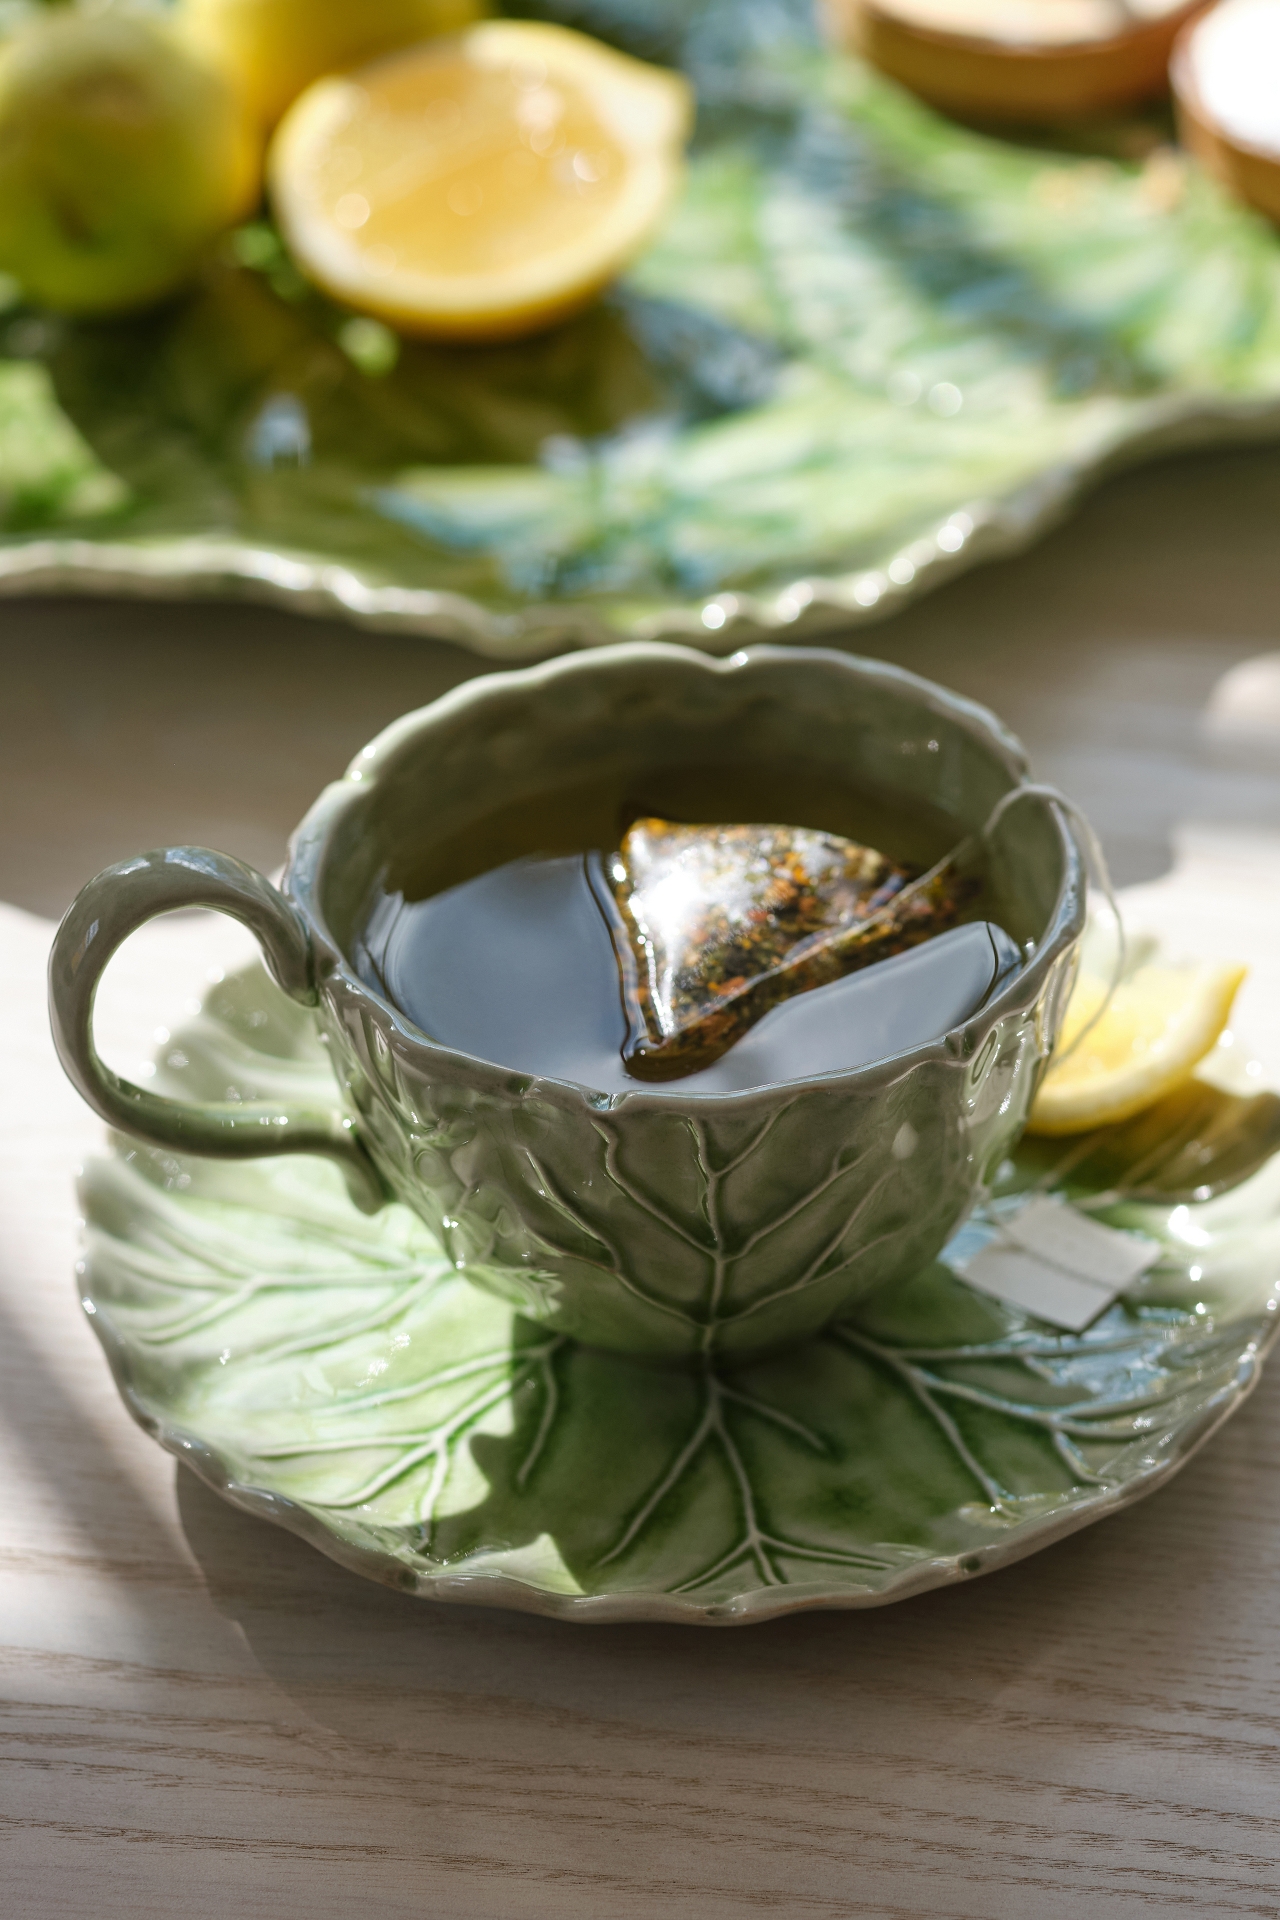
{"left": 50, "top": 644, "right": 1083, "bottom": 1363}
{"left": 6, "top": 0, "right": 1280, "bottom": 654}
{"left": 77, "top": 946, "right": 1280, "bottom": 1622}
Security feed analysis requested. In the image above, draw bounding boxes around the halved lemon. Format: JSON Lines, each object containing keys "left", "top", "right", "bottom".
{"left": 1027, "top": 960, "right": 1247, "bottom": 1136}
{"left": 268, "top": 20, "right": 692, "bottom": 342}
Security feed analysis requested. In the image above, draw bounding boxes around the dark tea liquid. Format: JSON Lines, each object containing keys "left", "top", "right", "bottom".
{"left": 352, "top": 765, "right": 1014, "bottom": 1096}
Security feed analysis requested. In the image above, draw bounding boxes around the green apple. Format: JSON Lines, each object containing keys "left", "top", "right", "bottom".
{"left": 0, "top": 8, "right": 261, "bottom": 317}
{"left": 178, "top": 0, "right": 486, "bottom": 129}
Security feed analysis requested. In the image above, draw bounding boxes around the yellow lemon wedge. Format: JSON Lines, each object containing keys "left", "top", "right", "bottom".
{"left": 268, "top": 21, "right": 692, "bottom": 342}
{"left": 1027, "top": 960, "right": 1248, "bottom": 1136}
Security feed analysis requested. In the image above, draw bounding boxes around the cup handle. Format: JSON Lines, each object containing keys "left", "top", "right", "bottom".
{"left": 48, "top": 847, "right": 385, "bottom": 1210}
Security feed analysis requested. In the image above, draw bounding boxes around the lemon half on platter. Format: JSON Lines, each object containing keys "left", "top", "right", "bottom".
{"left": 1028, "top": 958, "right": 1248, "bottom": 1136}
{"left": 269, "top": 20, "right": 692, "bottom": 342}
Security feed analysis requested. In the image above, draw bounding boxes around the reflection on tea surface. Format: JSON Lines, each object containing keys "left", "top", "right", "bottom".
{"left": 353, "top": 765, "right": 1019, "bottom": 1094}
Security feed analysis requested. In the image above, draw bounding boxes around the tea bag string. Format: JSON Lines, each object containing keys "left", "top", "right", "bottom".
{"left": 977, "top": 782, "right": 1126, "bottom": 1066}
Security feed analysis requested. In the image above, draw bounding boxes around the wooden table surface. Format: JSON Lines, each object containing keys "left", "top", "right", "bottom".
{"left": 5, "top": 441, "right": 1280, "bottom": 1919}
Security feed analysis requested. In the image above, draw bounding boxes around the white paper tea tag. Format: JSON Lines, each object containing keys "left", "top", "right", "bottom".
{"left": 946, "top": 1195, "right": 1161, "bottom": 1332}
{"left": 953, "top": 1245, "right": 1121, "bottom": 1332}
{"left": 999, "top": 1195, "right": 1160, "bottom": 1288}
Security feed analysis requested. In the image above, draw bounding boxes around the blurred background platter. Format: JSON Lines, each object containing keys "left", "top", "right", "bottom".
{"left": 5, "top": 0, "right": 1280, "bottom": 659}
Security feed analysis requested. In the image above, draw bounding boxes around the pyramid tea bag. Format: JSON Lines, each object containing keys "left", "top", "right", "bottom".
{"left": 596, "top": 817, "right": 979, "bottom": 1080}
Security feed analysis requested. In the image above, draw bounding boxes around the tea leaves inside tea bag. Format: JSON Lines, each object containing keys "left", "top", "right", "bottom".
{"left": 597, "top": 817, "right": 979, "bottom": 1080}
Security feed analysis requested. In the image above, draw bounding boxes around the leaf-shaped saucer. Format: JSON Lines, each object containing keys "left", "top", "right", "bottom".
{"left": 78, "top": 959, "right": 1280, "bottom": 1623}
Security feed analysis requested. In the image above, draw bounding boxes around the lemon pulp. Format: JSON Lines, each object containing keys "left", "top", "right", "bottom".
{"left": 270, "top": 22, "right": 691, "bottom": 340}
{"left": 1027, "top": 960, "right": 1247, "bottom": 1136}
{"left": 319, "top": 57, "right": 629, "bottom": 278}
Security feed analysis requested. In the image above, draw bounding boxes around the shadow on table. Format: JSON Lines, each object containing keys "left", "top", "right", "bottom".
{"left": 0, "top": 1283, "right": 187, "bottom": 1584}
{"left": 174, "top": 1354, "right": 1280, "bottom": 1775}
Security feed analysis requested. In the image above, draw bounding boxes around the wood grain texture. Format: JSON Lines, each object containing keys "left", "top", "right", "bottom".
{"left": 5, "top": 438, "right": 1280, "bottom": 1916}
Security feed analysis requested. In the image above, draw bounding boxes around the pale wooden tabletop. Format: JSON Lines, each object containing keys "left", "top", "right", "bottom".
{"left": 5, "top": 441, "right": 1280, "bottom": 1919}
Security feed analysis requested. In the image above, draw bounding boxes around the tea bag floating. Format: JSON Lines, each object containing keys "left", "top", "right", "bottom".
{"left": 357, "top": 852, "right": 1017, "bottom": 1097}
{"left": 673, "top": 920, "right": 1021, "bottom": 1092}
{"left": 598, "top": 817, "right": 980, "bottom": 1081}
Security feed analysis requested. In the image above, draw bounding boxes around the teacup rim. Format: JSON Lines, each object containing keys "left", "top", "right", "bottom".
{"left": 286, "top": 641, "right": 1086, "bottom": 1111}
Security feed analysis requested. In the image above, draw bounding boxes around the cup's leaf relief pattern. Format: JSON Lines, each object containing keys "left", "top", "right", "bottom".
{"left": 79, "top": 961, "right": 1280, "bottom": 1620}
{"left": 325, "top": 971, "right": 1042, "bottom": 1360}
{"left": 6, "top": 0, "right": 1280, "bottom": 652}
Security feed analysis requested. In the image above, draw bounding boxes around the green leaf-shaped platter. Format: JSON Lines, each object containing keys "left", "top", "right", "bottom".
{"left": 79, "top": 952, "right": 1280, "bottom": 1623}
{"left": 6, "top": 0, "right": 1280, "bottom": 657}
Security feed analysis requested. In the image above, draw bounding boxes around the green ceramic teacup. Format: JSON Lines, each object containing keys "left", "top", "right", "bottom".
{"left": 49, "top": 643, "right": 1084, "bottom": 1363}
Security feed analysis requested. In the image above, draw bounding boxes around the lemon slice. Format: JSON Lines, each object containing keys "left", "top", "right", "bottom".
{"left": 1027, "top": 960, "right": 1247, "bottom": 1136}
{"left": 268, "top": 21, "right": 692, "bottom": 342}
{"left": 827, "top": 0, "right": 1200, "bottom": 123}
{"left": 1173, "top": 0, "right": 1280, "bottom": 226}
